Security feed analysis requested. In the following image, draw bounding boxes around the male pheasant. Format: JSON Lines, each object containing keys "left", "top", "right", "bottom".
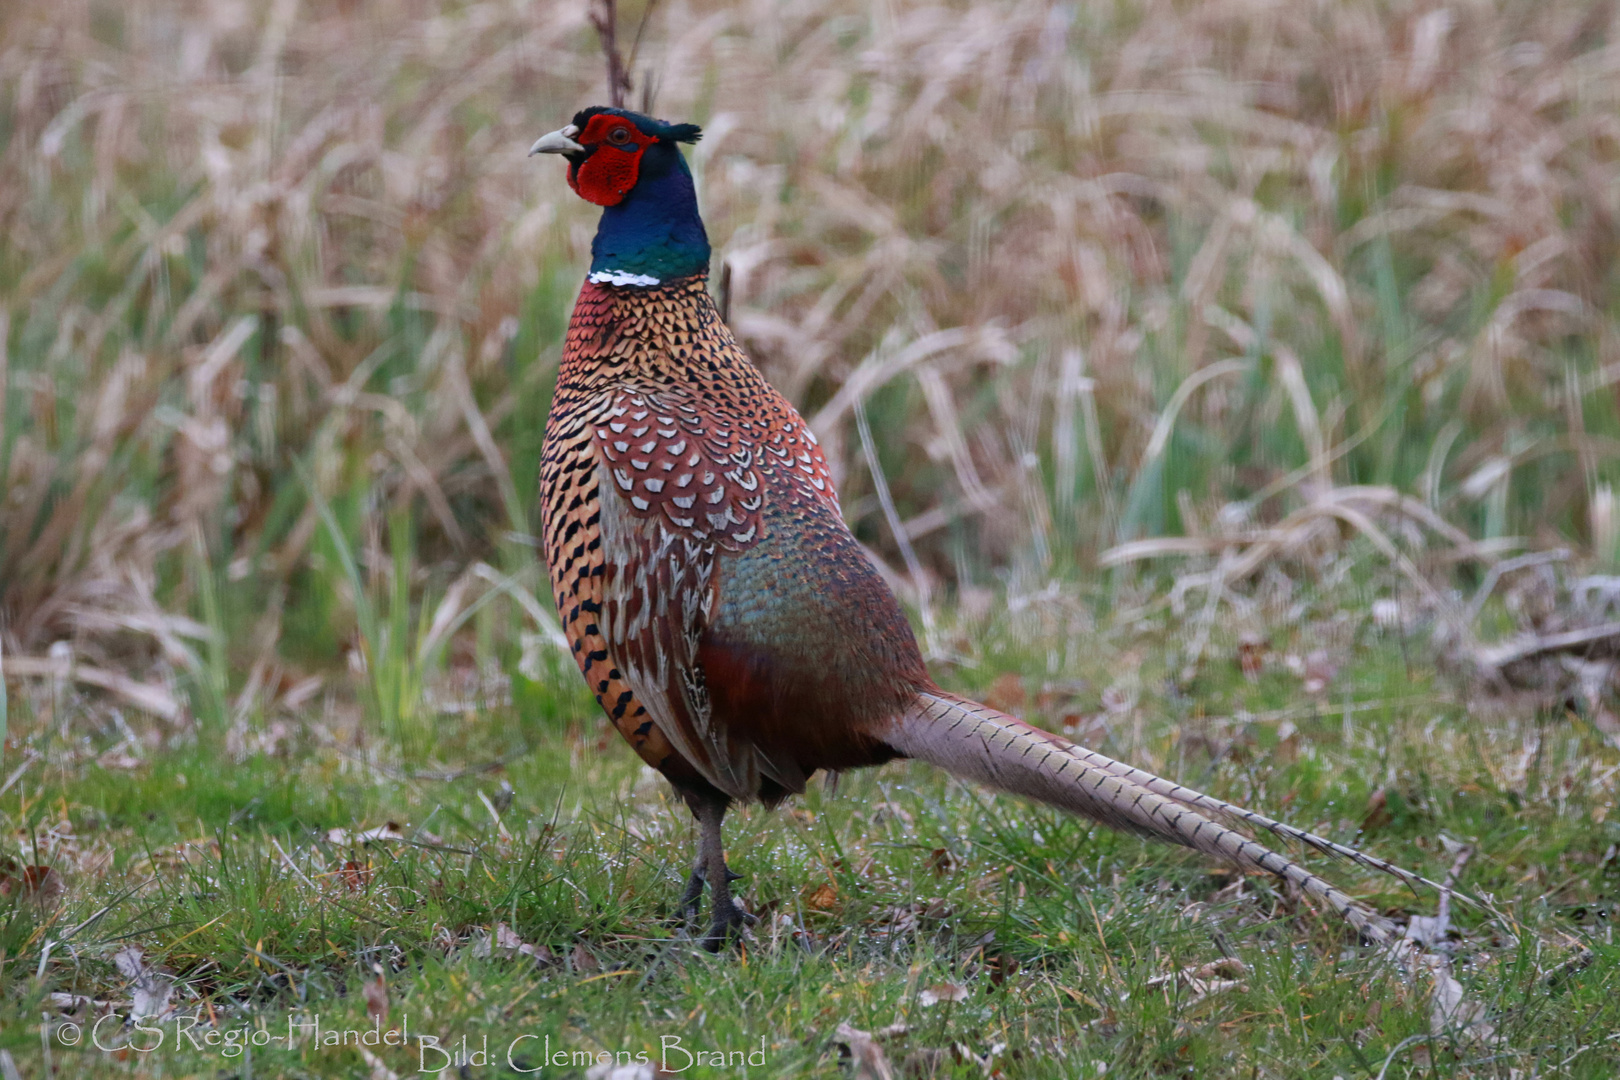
{"left": 530, "top": 107, "right": 1441, "bottom": 950}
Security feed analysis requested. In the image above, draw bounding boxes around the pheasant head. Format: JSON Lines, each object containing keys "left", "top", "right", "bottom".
{"left": 531, "top": 107, "right": 709, "bottom": 286}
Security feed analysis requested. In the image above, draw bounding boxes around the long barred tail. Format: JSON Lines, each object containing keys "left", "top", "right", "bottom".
{"left": 882, "top": 691, "right": 1419, "bottom": 942}
{"left": 1037, "top": 723, "right": 1465, "bottom": 900}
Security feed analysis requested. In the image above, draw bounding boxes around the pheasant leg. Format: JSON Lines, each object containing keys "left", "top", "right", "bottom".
{"left": 691, "top": 796, "right": 751, "bottom": 951}
{"left": 676, "top": 867, "right": 706, "bottom": 920}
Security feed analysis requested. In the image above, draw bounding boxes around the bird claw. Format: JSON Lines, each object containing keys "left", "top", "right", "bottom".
{"left": 699, "top": 900, "right": 756, "bottom": 952}
{"left": 675, "top": 865, "right": 746, "bottom": 925}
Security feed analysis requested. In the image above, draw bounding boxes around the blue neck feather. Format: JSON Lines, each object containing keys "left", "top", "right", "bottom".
{"left": 590, "top": 143, "right": 710, "bottom": 282}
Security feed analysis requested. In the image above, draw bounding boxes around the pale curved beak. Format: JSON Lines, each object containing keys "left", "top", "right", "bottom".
{"left": 529, "top": 124, "right": 584, "bottom": 156}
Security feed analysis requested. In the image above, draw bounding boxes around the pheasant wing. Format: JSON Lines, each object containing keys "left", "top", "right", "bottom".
{"left": 587, "top": 383, "right": 792, "bottom": 799}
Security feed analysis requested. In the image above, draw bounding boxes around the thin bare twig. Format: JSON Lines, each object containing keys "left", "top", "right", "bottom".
{"left": 624, "top": 0, "right": 661, "bottom": 105}
{"left": 587, "top": 0, "right": 633, "bottom": 108}
{"left": 1465, "top": 548, "right": 1570, "bottom": 626}
{"left": 1475, "top": 621, "right": 1620, "bottom": 673}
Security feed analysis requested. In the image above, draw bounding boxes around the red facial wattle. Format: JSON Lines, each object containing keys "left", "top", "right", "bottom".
{"left": 567, "top": 115, "right": 656, "bottom": 206}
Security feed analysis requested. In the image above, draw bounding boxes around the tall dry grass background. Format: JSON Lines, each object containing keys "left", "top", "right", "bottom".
{"left": 2, "top": 0, "right": 1619, "bottom": 717}
{"left": 4, "top": 7, "right": 1620, "bottom": 1072}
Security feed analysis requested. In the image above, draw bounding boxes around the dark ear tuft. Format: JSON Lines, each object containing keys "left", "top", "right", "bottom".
{"left": 665, "top": 123, "right": 702, "bottom": 144}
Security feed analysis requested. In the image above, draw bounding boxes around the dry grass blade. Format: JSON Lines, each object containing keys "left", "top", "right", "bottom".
{"left": 1147, "top": 957, "right": 1249, "bottom": 1008}
{"left": 1103, "top": 483, "right": 1464, "bottom": 619}
{"left": 356, "top": 1047, "right": 402, "bottom": 1080}
{"left": 854, "top": 397, "right": 935, "bottom": 642}
{"left": 1, "top": 654, "right": 179, "bottom": 721}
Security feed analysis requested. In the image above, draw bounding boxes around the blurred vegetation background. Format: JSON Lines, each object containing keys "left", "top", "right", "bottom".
{"left": 2, "top": 0, "right": 1618, "bottom": 731}
{"left": 4, "top": 5, "right": 1620, "bottom": 1073}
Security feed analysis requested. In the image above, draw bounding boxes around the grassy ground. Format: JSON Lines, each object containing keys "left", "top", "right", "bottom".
{"left": 4, "top": 0, "right": 1620, "bottom": 1075}
{"left": 0, "top": 574, "right": 1615, "bottom": 1079}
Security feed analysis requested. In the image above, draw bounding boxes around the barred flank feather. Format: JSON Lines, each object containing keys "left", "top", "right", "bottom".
{"left": 883, "top": 691, "right": 1402, "bottom": 942}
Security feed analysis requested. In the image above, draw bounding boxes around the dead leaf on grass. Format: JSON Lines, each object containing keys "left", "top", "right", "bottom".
{"left": 111, "top": 945, "right": 174, "bottom": 1022}
{"left": 327, "top": 822, "right": 406, "bottom": 845}
{"left": 362, "top": 973, "right": 388, "bottom": 1027}
{"left": 1362, "top": 787, "right": 1391, "bottom": 832}
{"left": 341, "top": 860, "right": 372, "bottom": 891}
{"left": 1237, "top": 632, "right": 1267, "bottom": 681}
{"left": 571, "top": 942, "right": 599, "bottom": 974}
{"left": 46, "top": 992, "right": 114, "bottom": 1015}
{"left": 471, "top": 923, "right": 557, "bottom": 967}
{"left": 986, "top": 952, "right": 1019, "bottom": 989}
{"left": 356, "top": 1046, "right": 401, "bottom": 1080}
{"left": 0, "top": 862, "right": 63, "bottom": 908}
{"left": 918, "top": 982, "right": 968, "bottom": 1007}
{"left": 983, "top": 672, "right": 1027, "bottom": 714}
{"left": 1425, "top": 953, "right": 1493, "bottom": 1041}
{"left": 834, "top": 1023, "right": 895, "bottom": 1080}
{"left": 805, "top": 882, "right": 839, "bottom": 911}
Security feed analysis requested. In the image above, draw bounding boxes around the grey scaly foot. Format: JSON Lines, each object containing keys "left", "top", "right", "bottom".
{"left": 690, "top": 796, "right": 753, "bottom": 951}
{"left": 677, "top": 867, "right": 705, "bottom": 921}
{"left": 700, "top": 893, "right": 755, "bottom": 952}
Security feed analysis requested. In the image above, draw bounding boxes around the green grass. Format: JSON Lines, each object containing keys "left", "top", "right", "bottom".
{"left": 4, "top": 0, "right": 1620, "bottom": 1075}
{"left": 0, "top": 584, "right": 1614, "bottom": 1079}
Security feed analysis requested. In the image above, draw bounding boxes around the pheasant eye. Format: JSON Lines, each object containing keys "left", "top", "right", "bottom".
{"left": 607, "top": 126, "right": 633, "bottom": 146}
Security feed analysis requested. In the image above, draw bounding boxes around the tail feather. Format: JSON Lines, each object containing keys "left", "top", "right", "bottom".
{"left": 882, "top": 691, "right": 1422, "bottom": 942}
{"left": 1061, "top": 745, "right": 1465, "bottom": 900}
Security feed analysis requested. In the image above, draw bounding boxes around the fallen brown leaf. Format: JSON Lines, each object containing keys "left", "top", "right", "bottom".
{"left": 571, "top": 942, "right": 599, "bottom": 974}
{"left": 341, "top": 860, "right": 372, "bottom": 891}
{"left": 835, "top": 1023, "right": 895, "bottom": 1080}
{"left": 1362, "top": 787, "right": 1391, "bottom": 833}
{"left": 46, "top": 992, "right": 114, "bottom": 1014}
{"left": 805, "top": 882, "right": 839, "bottom": 911}
{"left": 983, "top": 672, "right": 1027, "bottom": 714}
{"left": 363, "top": 973, "right": 388, "bottom": 1027}
{"left": 918, "top": 982, "right": 968, "bottom": 1007}
{"left": 1237, "top": 632, "right": 1267, "bottom": 681}
{"left": 0, "top": 862, "right": 64, "bottom": 908}
{"left": 472, "top": 923, "right": 558, "bottom": 967}
{"left": 111, "top": 945, "right": 174, "bottom": 1022}
{"left": 986, "top": 952, "right": 1019, "bottom": 989}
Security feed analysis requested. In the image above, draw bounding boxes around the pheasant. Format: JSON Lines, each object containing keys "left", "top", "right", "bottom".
{"left": 530, "top": 107, "right": 1443, "bottom": 950}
